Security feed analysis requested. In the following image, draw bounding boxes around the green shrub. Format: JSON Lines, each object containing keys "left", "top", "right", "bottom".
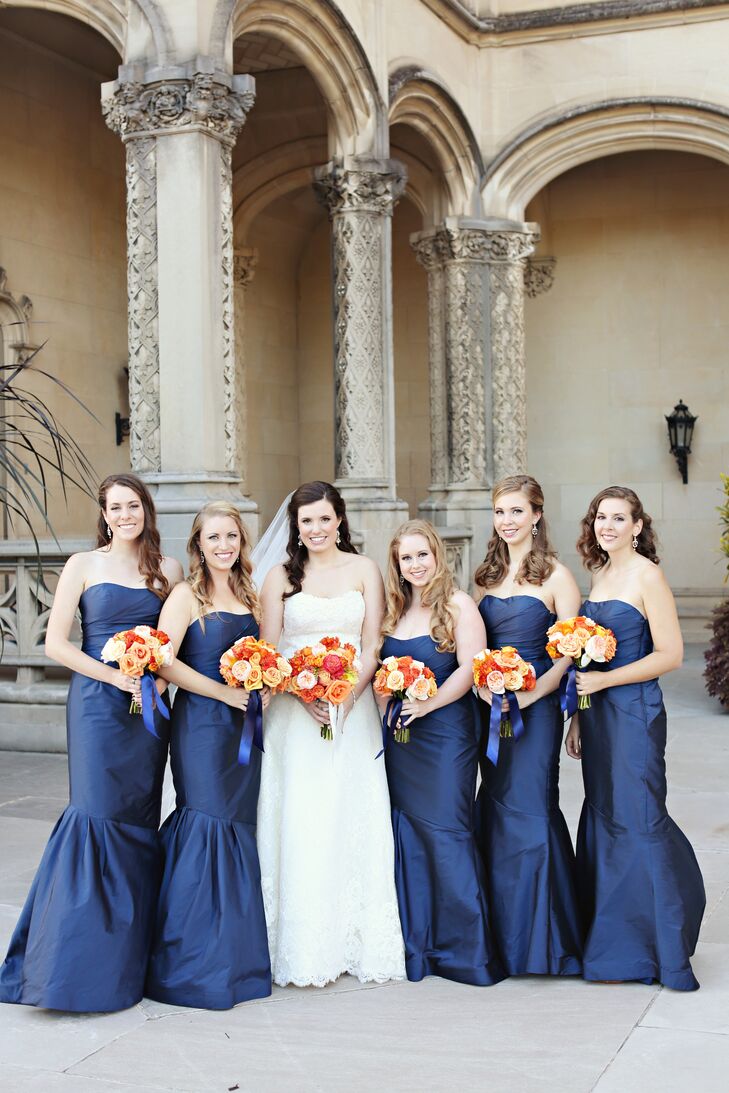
{"left": 704, "top": 473, "right": 729, "bottom": 708}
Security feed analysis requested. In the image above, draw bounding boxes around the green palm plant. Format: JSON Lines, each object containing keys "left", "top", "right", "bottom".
{"left": 704, "top": 473, "right": 729, "bottom": 708}
{"left": 1, "top": 331, "right": 97, "bottom": 548}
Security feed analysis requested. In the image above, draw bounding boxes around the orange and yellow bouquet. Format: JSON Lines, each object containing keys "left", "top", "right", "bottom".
{"left": 286, "top": 636, "right": 361, "bottom": 740}
{"left": 219, "top": 636, "right": 292, "bottom": 693}
{"left": 100, "top": 625, "right": 174, "bottom": 732}
{"left": 546, "top": 616, "right": 617, "bottom": 710}
{"left": 473, "top": 646, "right": 536, "bottom": 740}
{"left": 373, "top": 655, "right": 438, "bottom": 745}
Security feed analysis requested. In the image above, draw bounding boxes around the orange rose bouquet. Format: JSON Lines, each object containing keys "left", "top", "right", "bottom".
{"left": 473, "top": 646, "right": 536, "bottom": 765}
{"left": 100, "top": 625, "right": 174, "bottom": 735}
{"left": 219, "top": 636, "right": 292, "bottom": 764}
{"left": 373, "top": 655, "right": 438, "bottom": 748}
{"left": 286, "top": 636, "right": 361, "bottom": 740}
{"left": 546, "top": 616, "right": 617, "bottom": 711}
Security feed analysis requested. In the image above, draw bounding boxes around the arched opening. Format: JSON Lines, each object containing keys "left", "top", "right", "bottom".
{"left": 0, "top": 6, "right": 125, "bottom": 538}
{"left": 524, "top": 148, "right": 729, "bottom": 596}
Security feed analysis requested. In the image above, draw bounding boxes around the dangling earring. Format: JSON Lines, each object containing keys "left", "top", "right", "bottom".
{"left": 297, "top": 535, "right": 302, "bottom": 547}
{"left": 105, "top": 522, "right": 111, "bottom": 540}
{"left": 399, "top": 574, "right": 405, "bottom": 586}
{"left": 632, "top": 536, "right": 638, "bottom": 550}
{"left": 200, "top": 550, "right": 205, "bottom": 566}
{"left": 336, "top": 530, "right": 341, "bottom": 545}
{"left": 532, "top": 524, "right": 538, "bottom": 538}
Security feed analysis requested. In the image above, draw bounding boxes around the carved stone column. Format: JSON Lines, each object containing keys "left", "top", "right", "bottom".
{"left": 411, "top": 219, "right": 538, "bottom": 555}
{"left": 233, "top": 247, "right": 258, "bottom": 510}
{"left": 314, "top": 158, "right": 408, "bottom": 563}
{"left": 102, "top": 63, "right": 257, "bottom": 555}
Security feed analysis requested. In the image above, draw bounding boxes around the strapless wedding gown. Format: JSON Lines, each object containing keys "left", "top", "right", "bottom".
{"left": 257, "top": 590, "right": 405, "bottom": 987}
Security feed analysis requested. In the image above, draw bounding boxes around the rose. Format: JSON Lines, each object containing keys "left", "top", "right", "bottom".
{"left": 406, "top": 675, "right": 431, "bottom": 701}
{"left": 503, "top": 669, "right": 524, "bottom": 691}
{"left": 494, "top": 647, "right": 520, "bottom": 669}
{"left": 245, "top": 664, "right": 263, "bottom": 690}
{"left": 100, "top": 637, "right": 126, "bottom": 663}
{"left": 263, "top": 667, "right": 282, "bottom": 688}
{"left": 127, "top": 642, "right": 150, "bottom": 666}
{"left": 573, "top": 627, "right": 592, "bottom": 645}
{"left": 584, "top": 634, "right": 608, "bottom": 663}
{"left": 325, "top": 679, "right": 353, "bottom": 705}
{"left": 277, "top": 658, "right": 292, "bottom": 677}
{"left": 118, "top": 652, "right": 143, "bottom": 677}
{"left": 486, "top": 669, "right": 505, "bottom": 694}
{"left": 382, "top": 656, "right": 398, "bottom": 671}
{"left": 322, "top": 654, "right": 344, "bottom": 678}
{"left": 318, "top": 670, "right": 332, "bottom": 686}
{"left": 296, "top": 669, "right": 317, "bottom": 691}
{"left": 134, "top": 626, "right": 152, "bottom": 639}
{"left": 310, "top": 643, "right": 327, "bottom": 658}
{"left": 232, "top": 659, "right": 251, "bottom": 683}
{"left": 386, "top": 669, "right": 405, "bottom": 691}
{"left": 556, "top": 633, "right": 582, "bottom": 658}
{"left": 603, "top": 633, "right": 617, "bottom": 659}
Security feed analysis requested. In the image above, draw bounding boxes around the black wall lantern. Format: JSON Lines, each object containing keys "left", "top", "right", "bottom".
{"left": 665, "top": 399, "right": 697, "bottom": 484}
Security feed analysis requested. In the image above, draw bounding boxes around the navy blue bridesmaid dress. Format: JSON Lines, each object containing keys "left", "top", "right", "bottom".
{"left": 476, "top": 595, "right": 582, "bottom": 976}
{"left": 145, "top": 612, "right": 271, "bottom": 1008}
{"left": 0, "top": 583, "right": 169, "bottom": 1012}
{"left": 577, "top": 599, "right": 705, "bottom": 990}
{"left": 381, "top": 635, "right": 505, "bottom": 986}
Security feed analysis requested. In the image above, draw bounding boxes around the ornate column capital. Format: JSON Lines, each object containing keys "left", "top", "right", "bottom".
{"left": 525, "top": 257, "right": 557, "bottom": 297}
{"left": 234, "top": 248, "right": 259, "bottom": 289}
{"left": 314, "top": 158, "right": 407, "bottom": 217}
{"left": 102, "top": 70, "right": 256, "bottom": 147}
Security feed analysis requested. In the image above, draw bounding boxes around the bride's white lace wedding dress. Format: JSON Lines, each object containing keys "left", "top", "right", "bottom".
{"left": 257, "top": 589, "right": 406, "bottom": 987}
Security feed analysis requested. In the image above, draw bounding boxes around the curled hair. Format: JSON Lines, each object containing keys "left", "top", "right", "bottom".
{"left": 187, "top": 502, "right": 260, "bottom": 624}
{"left": 577, "top": 485, "right": 660, "bottom": 571}
{"left": 96, "top": 473, "right": 169, "bottom": 600}
{"left": 283, "top": 481, "right": 358, "bottom": 599}
{"left": 381, "top": 520, "right": 458, "bottom": 654}
{"left": 474, "top": 475, "right": 557, "bottom": 591}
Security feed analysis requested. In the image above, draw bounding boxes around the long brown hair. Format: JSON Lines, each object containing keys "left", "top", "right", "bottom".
{"left": 577, "top": 485, "right": 660, "bottom": 572}
{"left": 96, "top": 473, "right": 169, "bottom": 600}
{"left": 283, "top": 481, "right": 358, "bottom": 599}
{"left": 187, "top": 502, "right": 260, "bottom": 624}
{"left": 381, "top": 520, "right": 458, "bottom": 654}
{"left": 474, "top": 474, "right": 557, "bottom": 590}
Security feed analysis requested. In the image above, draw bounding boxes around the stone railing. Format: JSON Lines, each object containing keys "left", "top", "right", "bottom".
{"left": 0, "top": 540, "right": 86, "bottom": 685}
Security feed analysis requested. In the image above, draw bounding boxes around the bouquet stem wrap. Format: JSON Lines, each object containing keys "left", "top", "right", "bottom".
{"left": 486, "top": 690, "right": 524, "bottom": 766}
{"left": 559, "top": 664, "right": 578, "bottom": 719}
{"left": 237, "top": 688, "right": 264, "bottom": 766}
{"left": 137, "top": 671, "right": 170, "bottom": 739}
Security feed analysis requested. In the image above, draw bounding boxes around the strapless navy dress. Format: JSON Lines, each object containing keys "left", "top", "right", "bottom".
{"left": 146, "top": 613, "right": 271, "bottom": 1008}
{"left": 381, "top": 635, "right": 505, "bottom": 986}
{"left": 577, "top": 599, "right": 705, "bottom": 990}
{"left": 476, "top": 596, "right": 582, "bottom": 976}
{"left": 0, "top": 583, "right": 169, "bottom": 1012}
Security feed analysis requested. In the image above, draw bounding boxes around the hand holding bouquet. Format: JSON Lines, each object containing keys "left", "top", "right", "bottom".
{"left": 100, "top": 625, "right": 174, "bottom": 736}
{"left": 473, "top": 646, "right": 536, "bottom": 765}
{"left": 373, "top": 655, "right": 438, "bottom": 747}
{"left": 286, "top": 636, "right": 361, "bottom": 740}
{"left": 219, "top": 636, "right": 292, "bottom": 764}
{"left": 546, "top": 616, "right": 616, "bottom": 710}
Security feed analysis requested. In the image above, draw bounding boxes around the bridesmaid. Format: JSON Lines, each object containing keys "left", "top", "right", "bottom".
{"left": 146, "top": 502, "right": 272, "bottom": 1008}
{"left": 566, "top": 485, "right": 705, "bottom": 990}
{"left": 474, "top": 474, "right": 583, "bottom": 976}
{"left": 379, "top": 520, "right": 505, "bottom": 986}
{"left": 0, "top": 473, "right": 182, "bottom": 1012}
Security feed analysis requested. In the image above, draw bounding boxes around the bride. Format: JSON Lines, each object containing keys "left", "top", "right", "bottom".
{"left": 256, "top": 481, "right": 405, "bottom": 987}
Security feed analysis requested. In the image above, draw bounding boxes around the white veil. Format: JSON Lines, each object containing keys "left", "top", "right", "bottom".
{"left": 251, "top": 492, "right": 293, "bottom": 591}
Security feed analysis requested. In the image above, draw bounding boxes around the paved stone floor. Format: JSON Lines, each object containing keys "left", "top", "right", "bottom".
{"left": 0, "top": 645, "right": 727, "bottom": 1092}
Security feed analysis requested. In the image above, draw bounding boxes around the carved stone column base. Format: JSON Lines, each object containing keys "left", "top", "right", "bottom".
{"left": 145, "top": 473, "right": 259, "bottom": 565}
{"left": 338, "top": 495, "right": 409, "bottom": 571}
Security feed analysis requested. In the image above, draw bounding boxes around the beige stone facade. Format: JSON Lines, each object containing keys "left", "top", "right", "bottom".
{"left": 1, "top": 0, "right": 728, "bottom": 620}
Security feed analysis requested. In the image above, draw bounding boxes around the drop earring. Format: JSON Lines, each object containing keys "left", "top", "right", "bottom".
{"left": 336, "top": 530, "right": 341, "bottom": 545}
{"left": 105, "top": 523, "right": 111, "bottom": 540}
{"left": 532, "top": 524, "right": 538, "bottom": 538}
{"left": 399, "top": 574, "right": 405, "bottom": 586}
{"left": 297, "top": 535, "right": 302, "bottom": 547}
{"left": 200, "top": 551, "right": 205, "bottom": 566}
{"left": 632, "top": 536, "right": 638, "bottom": 550}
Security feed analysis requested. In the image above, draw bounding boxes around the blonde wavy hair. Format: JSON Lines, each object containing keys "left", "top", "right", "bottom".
{"left": 474, "top": 474, "right": 557, "bottom": 591}
{"left": 380, "top": 520, "right": 458, "bottom": 654}
{"left": 187, "top": 502, "right": 260, "bottom": 625}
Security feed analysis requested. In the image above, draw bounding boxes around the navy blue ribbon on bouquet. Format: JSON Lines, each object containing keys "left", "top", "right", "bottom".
{"left": 237, "top": 688, "right": 265, "bottom": 766}
{"left": 376, "top": 696, "right": 403, "bottom": 759}
{"left": 485, "top": 690, "right": 525, "bottom": 766}
{"left": 559, "top": 664, "right": 578, "bottom": 719}
{"left": 139, "top": 671, "right": 170, "bottom": 739}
